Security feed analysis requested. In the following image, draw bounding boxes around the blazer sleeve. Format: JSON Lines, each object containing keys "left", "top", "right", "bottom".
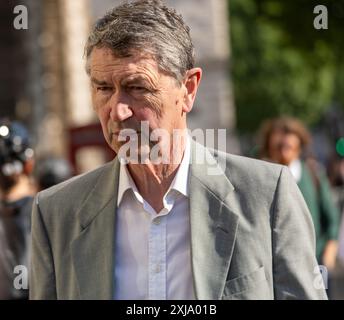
{"left": 29, "top": 195, "right": 57, "bottom": 300}
{"left": 272, "top": 166, "right": 328, "bottom": 300}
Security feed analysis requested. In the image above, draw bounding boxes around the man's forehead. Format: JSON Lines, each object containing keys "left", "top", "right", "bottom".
{"left": 89, "top": 47, "right": 159, "bottom": 77}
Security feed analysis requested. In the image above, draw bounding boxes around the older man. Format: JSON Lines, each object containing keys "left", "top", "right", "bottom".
{"left": 30, "top": 0, "right": 327, "bottom": 300}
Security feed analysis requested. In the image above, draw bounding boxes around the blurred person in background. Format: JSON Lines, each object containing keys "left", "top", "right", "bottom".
{"left": 332, "top": 156, "right": 344, "bottom": 265}
{"left": 327, "top": 155, "right": 344, "bottom": 215}
{"left": 0, "top": 119, "right": 36, "bottom": 299}
{"left": 328, "top": 156, "right": 344, "bottom": 272}
{"left": 258, "top": 116, "right": 340, "bottom": 272}
{"left": 35, "top": 157, "right": 73, "bottom": 191}
{"left": 339, "top": 209, "right": 344, "bottom": 264}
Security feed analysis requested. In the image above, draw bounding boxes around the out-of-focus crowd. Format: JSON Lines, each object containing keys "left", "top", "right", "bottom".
{"left": 0, "top": 118, "right": 73, "bottom": 299}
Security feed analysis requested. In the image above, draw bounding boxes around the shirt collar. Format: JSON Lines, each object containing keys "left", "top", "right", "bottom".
{"left": 168, "top": 135, "right": 190, "bottom": 198}
{"left": 117, "top": 136, "right": 191, "bottom": 206}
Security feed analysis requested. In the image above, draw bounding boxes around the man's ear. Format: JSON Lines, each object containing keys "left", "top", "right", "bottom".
{"left": 182, "top": 68, "right": 202, "bottom": 113}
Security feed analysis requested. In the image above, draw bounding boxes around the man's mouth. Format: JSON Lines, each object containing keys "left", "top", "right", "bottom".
{"left": 111, "top": 130, "right": 142, "bottom": 140}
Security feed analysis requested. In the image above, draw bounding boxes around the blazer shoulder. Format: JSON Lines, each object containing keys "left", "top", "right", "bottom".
{"left": 36, "top": 160, "right": 115, "bottom": 209}
{"left": 213, "top": 149, "right": 284, "bottom": 185}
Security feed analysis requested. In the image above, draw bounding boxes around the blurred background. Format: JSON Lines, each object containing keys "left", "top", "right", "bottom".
{"left": 0, "top": 0, "right": 344, "bottom": 298}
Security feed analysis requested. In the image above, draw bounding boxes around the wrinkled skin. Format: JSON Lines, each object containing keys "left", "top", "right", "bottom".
{"left": 88, "top": 47, "right": 202, "bottom": 212}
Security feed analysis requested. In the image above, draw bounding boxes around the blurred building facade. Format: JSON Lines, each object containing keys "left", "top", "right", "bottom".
{"left": 0, "top": 1, "right": 35, "bottom": 126}
{"left": 1, "top": 0, "right": 238, "bottom": 173}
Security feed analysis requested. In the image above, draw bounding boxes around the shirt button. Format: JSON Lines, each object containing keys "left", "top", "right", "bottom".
{"left": 155, "top": 264, "right": 161, "bottom": 273}
{"left": 153, "top": 217, "right": 161, "bottom": 225}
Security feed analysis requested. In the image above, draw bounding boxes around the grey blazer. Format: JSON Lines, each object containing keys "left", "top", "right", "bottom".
{"left": 29, "top": 141, "right": 327, "bottom": 299}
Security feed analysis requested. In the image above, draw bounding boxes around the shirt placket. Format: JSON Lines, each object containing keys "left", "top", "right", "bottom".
{"left": 148, "top": 213, "right": 167, "bottom": 299}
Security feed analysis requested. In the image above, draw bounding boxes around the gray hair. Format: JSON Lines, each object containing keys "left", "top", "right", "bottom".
{"left": 84, "top": 0, "right": 195, "bottom": 83}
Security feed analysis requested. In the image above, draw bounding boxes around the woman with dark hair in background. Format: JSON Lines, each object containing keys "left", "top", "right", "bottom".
{"left": 258, "top": 116, "right": 340, "bottom": 272}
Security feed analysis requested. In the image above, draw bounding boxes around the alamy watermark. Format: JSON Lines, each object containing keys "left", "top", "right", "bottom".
{"left": 11, "top": 264, "right": 329, "bottom": 293}
{"left": 12, "top": 4, "right": 329, "bottom": 31}
{"left": 314, "top": 5, "right": 328, "bottom": 29}
{"left": 13, "top": 5, "right": 28, "bottom": 30}
{"left": 313, "top": 265, "right": 328, "bottom": 290}
{"left": 13, "top": 265, "right": 28, "bottom": 290}
{"left": 115, "top": 123, "right": 227, "bottom": 175}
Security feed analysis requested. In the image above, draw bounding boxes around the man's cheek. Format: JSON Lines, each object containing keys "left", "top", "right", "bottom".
{"left": 142, "top": 95, "right": 163, "bottom": 118}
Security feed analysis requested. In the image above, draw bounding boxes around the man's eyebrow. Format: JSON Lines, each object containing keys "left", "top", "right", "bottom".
{"left": 122, "top": 75, "right": 150, "bottom": 85}
{"left": 90, "top": 77, "right": 111, "bottom": 86}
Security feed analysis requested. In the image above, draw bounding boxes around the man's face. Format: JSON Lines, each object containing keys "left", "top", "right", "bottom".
{"left": 89, "top": 47, "right": 188, "bottom": 157}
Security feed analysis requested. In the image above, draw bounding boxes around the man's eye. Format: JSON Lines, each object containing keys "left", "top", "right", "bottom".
{"left": 97, "top": 86, "right": 112, "bottom": 92}
{"left": 129, "top": 86, "right": 148, "bottom": 93}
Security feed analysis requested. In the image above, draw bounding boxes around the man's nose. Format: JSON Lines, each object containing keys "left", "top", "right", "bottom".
{"left": 109, "top": 96, "right": 133, "bottom": 122}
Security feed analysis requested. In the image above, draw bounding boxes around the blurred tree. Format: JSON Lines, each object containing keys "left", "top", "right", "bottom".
{"left": 229, "top": 0, "right": 344, "bottom": 134}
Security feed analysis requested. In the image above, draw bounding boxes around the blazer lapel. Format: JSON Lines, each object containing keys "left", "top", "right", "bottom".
{"left": 71, "top": 159, "right": 120, "bottom": 300}
{"left": 190, "top": 141, "right": 240, "bottom": 299}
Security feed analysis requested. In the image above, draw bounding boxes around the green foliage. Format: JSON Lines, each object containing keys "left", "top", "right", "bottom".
{"left": 229, "top": 0, "right": 344, "bottom": 134}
